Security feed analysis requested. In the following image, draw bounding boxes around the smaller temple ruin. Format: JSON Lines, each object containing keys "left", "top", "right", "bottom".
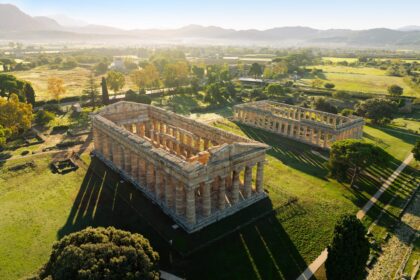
{"left": 233, "top": 100, "right": 364, "bottom": 148}
{"left": 92, "top": 102, "right": 269, "bottom": 233}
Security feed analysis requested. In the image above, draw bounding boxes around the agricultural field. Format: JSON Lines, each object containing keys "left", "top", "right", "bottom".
{"left": 322, "top": 57, "right": 420, "bottom": 64}
{"left": 10, "top": 66, "right": 136, "bottom": 101}
{"left": 302, "top": 65, "right": 420, "bottom": 97}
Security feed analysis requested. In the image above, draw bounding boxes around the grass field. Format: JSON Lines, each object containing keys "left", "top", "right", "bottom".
{"left": 303, "top": 65, "right": 420, "bottom": 97}
{"left": 0, "top": 113, "right": 417, "bottom": 279}
{"left": 10, "top": 66, "right": 136, "bottom": 101}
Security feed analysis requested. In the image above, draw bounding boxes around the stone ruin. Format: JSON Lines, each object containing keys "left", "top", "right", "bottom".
{"left": 234, "top": 100, "right": 364, "bottom": 148}
{"left": 92, "top": 102, "right": 269, "bottom": 233}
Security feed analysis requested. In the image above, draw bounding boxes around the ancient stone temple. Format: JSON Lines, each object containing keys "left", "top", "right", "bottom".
{"left": 92, "top": 102, "right": 269, "bottom": 233}
{"left": 233, "top": 100, "right": 364, "bottom": 149}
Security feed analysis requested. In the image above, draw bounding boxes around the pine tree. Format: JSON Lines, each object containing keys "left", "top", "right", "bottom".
{"left": 101, "top": 77, "right": 109, "bottom": 105}
{"left": 326, "top": 214, "right": 370, "bottom": 280}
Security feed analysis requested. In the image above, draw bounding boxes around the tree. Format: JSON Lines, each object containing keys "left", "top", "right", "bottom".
{"left": 47, "top": 77, "right": 66, "bottom": 103}
{"left": 328, "top": 139, "right": 387, "bottom": 186}
{"left": 325, "top": 214, "right": 370, "bottom": 280}
{"left": 413, "top": 140, "right": 420, "bottom": 161}
{"left": 101, "top": 77, "right": 110, "bottom": 105}
{"left": 94, "top": 62, "right": 109, "bottom": 75}
{"left": 355, "top": 98, "right": 398, "bottom": 124}
{"left": 249, "top": 63, "right": 262, "bottom": 78}
{"left": 313, "top": 98, "right": 338, "bottom": 114}
{"left": 324, "top": 82, "right": 335, "bottom": 89}
{"left": 106, "top": 71, "right": 125, "bottom": 94}
{"left": 83, "top": 72, "right": 99, "bottom": 110}
{"left": 32, "top": 227, "right": 159, "bottom": 280}
{"left": 0, "top": 74, "right": 22, "bottom": 99}
{"left": 163, "top": 62, "right": 189, "bottom": 88}
{"left": 125, "top": 90, "right": 152, "bottom": 104}
{"left": 0, "top": 93, "right": 33, "bottom": 137}
{"left": 312, "top": 79, "right": 324, "bottom": 88}
{"left": 130, "top": 69, "right": 147, "bottom": 92}
{"left": 23, "top": 83, "right": 36, "bottom": 106}
{"left": 144, "top": 64, "right": 160, "bottom": 89}
{"left": 387, "top": 84, "right": 403, "bottom": 97}
{"left": 0, "top": 125, "right": 12, "bottom": 148}
{"left": 35, "top": 110, "right": 55, "bottom": 125}
{"left": 266, "top": 83, "right": 284, "bottom": 97}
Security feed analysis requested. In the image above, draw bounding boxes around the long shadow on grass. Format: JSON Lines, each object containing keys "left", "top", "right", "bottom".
{"left": 58, "top": 157, "right": 313, "bottom": 279}
{"left": 235, "top": 123, "right": 329, "bottom": 179}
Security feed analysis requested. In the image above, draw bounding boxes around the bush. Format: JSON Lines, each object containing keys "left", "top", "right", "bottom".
{"left": 43, "top": 104, "right": 62, "bottom": 114}
{"left": 355, "top": 98, "right": 398, "bottom": 124}
{"left": 31, "top": 227, "right": 160, "bottom": 280}
{"left": 35, "top": 110, "right": 56, "bottom": 125}
{"left": 125, "top": 90, "right": 152, "bottom": 104}
{"left": 324, "top": 83, "right": 335, "bottom": 89}
{"left": 332, "top": 90, "right": 351, "bottom": 99}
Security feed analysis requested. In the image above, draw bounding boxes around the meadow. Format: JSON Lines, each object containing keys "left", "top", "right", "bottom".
{"left": 303, "top": 65, "right": 420, "bottom": 97}
{"left": 10, "top": 66, "right": 136, "bottom": 101}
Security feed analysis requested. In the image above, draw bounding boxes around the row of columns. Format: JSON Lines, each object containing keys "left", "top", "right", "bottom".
{"left": 235, "top": 108, "right": 363, "bottom": 148}
{"left": 123, "top": 119, "right": 216, "bottom": 160}
{"left": 93, "top": 126, "right": 265, "bottom": 226}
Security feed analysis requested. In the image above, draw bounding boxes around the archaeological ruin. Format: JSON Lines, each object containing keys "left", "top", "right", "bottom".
{"left": 92, "top": 102, "right": 269, "bottom": 233}
{"left": 233, "top": 100, "right": 364, "bottom": 148}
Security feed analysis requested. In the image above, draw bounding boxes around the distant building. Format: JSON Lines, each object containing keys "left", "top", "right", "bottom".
{"left": 238, "top": 77, "right": 266, "bottom": 86}
{"left": 109, "top": 55, "right": 139, "bottom": 71}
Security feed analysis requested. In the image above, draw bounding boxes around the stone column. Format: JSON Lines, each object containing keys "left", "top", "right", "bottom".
{"left": 112, "top": 142, "right": 123, "bottom": 169}
{"left": 232, "top": 169, "right": 241, "bottom": 204}
{"left": 204, "top": 139, "right": 210, "bottom": 150}
{"left": 256, "top": 161, "right": 264, "bottom": 193}
{"left": 186, "top": 188, "right": 196, "bottom": 225}
{"left": 175, "top": 180, "right": 184, "bottom": 215}
{"left": 244, "top": 165, "right": 253, "bottom": 199}
{"left": 102, "top": 135, "right": 111, "bottom": 160}
{"left": 154, "top": 167, "right": 162, "bottom": 199}
{"left": 146, "top": 162, "right": 154, "bottom": 192}
{"left": 124, "top": 147, "right": 131, "bottom": 175}
{"left": 202, "top": 181, "right": 211, "bottom": 217}
{"left": 323, "top": 132, "right": 329, "bottom": 148}
{"left": 218, "top": 176, "right": 226, "bottom": 210}
{"left": 130, "top": 153, "right": 138, "bottom": 180}
{"left": 93, "top": 128, "right": 102, "bottom": 153}
{"left": 138, "top": 159, "right": 147, "bottom": 186}
{"left": 164, "top": 176, "right": 173, "bottom": 208}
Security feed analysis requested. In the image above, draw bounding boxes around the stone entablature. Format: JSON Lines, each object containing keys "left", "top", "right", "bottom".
{"left": 233, "top": 100, "right": 364, "bottom": 148}
{"left": 92, "top": 102, "right": 269, "bottom": 233}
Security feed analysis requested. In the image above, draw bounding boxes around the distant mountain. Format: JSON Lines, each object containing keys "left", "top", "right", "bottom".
{"left": 48, "top": 14, "right": 88, "bottom": 27}
{"left": 398, "top": 25, "right": 420, "bottom": 31}
{"left": 0, "top": 3, "right": 419, "bottom": 49}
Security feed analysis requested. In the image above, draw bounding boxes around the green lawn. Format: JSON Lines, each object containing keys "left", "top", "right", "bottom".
{"left": 0, "top": 114, "right": 417, "bottom": 279}
{"left": 303, "top": 65, "right": 420, "bottom": 97}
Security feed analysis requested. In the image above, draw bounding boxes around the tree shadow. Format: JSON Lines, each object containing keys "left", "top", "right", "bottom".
{"left": 235, "top": 123, "right": 329, "bottom": 179}
{"left": 371, "top": 125, "right": 419, "bottom": 145}
{"left": 58, "top": 157, "right": 313, "bottom": 279}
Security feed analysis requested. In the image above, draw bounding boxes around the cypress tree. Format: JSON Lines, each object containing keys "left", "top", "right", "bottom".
{"left": 101, "top": 77, "right": 109, "bottom": 105}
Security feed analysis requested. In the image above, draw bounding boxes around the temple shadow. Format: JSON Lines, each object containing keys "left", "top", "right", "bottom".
{"left": 235, "top": 122, "right": 330, "bottom": 179}
{"left": 58, "top": 156, "right": 313, "bottom": 279}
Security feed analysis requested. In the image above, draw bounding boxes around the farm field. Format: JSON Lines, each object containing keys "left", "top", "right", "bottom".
{"left": 10, "top": 66, "right": 136, "bottom": 101}
{"left": 322, "top": 57, "right": 420, "bottom": 64}
{"left": 0, "top": 111, "right": 418, "bottom": 279}
{"left": 303, "top": 65, "right": 420, "bottom": 97}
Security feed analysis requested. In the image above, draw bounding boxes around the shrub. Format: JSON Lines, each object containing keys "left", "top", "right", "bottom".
{"left": 35, "top": 110, "right": 56, "bottom": 125}
{"left": 324, "top": 83, "right": 335, "bottom": 89}
{"left": 125, "top": 90, "right": 152, "bottom": 104}
{"left": 43, "top": 103, "right": 62, "bottom": 114}
{"left": 31, "top": 227, "right": 160, "bottom": 280}
{"left": 313, "top": 97, "right": 338, "bottom": 114}
{"left": 332, "top": 90, "right": 351, "bottom": 99}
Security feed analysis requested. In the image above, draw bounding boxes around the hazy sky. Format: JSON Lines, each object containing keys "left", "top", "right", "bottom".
{"left": 3, "top": 0, "right": 420, "bottom": 30}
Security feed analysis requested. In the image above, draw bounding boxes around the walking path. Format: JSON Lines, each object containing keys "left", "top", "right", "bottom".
{"left": 357, "top": 153, "right": 413, "bottom": 219}
{"left": 296, "top": 153, "right": 414, "bottom": 280}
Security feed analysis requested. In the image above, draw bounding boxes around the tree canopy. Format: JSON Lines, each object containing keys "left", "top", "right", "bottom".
{"left": 0, "top": 93, "right": 33, "bottom": 137}
{"left": 47, "top": 77, "right": 66, "bottom": 102}
{"left": 413, "top": 140, "right": 420, "bottom": 161}
{"left": 326, "top": 214, "right": 370, "bottom": 280}
{"left": 328, "top": 139, "right": 387, "bottom": 186}
{"left": 355, "top": 98, "right": 398, "bottom": 124}
{"left": 106, "top": 71, "right": 126, "bottom": 93}
{"left": 313, "top": 97, "right": 338, "bottom": 114}
{"left": 387, "top": 84, "right": 404, "bottom": 97}
{"left": 32, "top": 227, "right": 159, "bottom": 280}
{"left": 248, "top": 63, "right": 263, "bottom": 78}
